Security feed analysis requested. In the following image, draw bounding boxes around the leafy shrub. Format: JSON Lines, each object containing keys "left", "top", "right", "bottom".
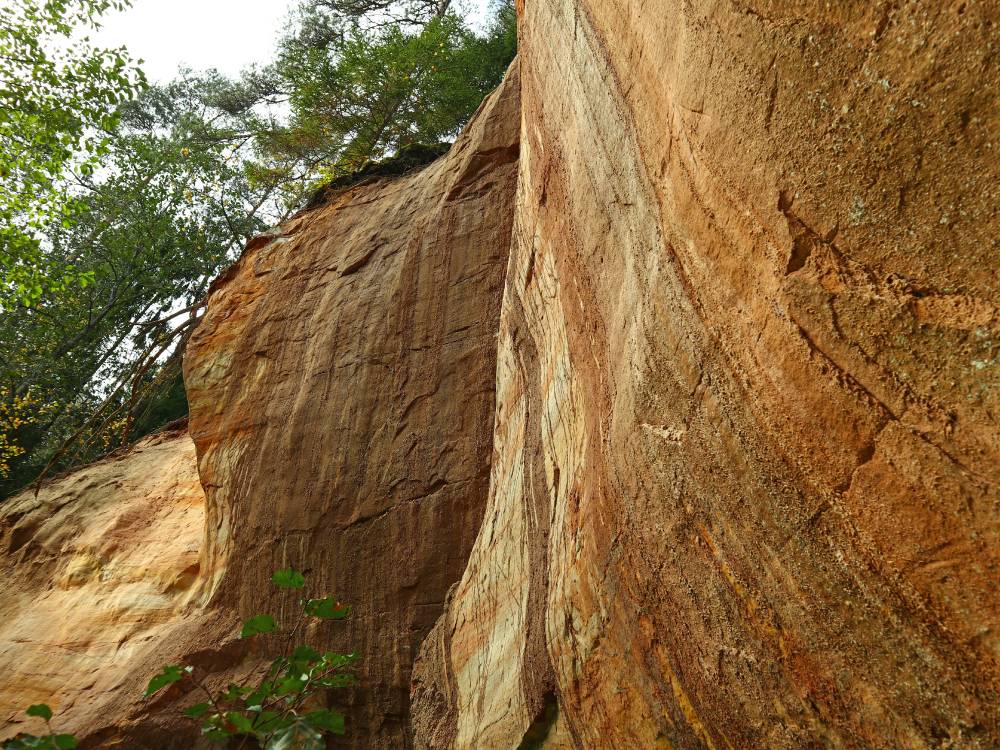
{"left": 144, "top": 569, "right": 357, "bottom": 748}
{"left": 3, "top": 571, "right": 355, "bottom": 749}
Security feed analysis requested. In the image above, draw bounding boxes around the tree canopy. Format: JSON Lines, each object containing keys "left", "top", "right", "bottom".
{"left": 0, "top": 0, "right": 145, "bottom": 306}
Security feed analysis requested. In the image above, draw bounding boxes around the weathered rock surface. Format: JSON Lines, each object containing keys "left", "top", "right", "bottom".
{"left": 3, "top": 1, "right": 999, "bottom": 747}
{"left": 0, "top": 63, "right": 519, "bottom": 748}
{"left": 181, "top": 63, "right": 520, "bottom": 748}
{"left": 412, "top": 1, "right": 1000, "bottom": 748}
{"left": 0, "top": 426, "right": 208, "bottom": 744}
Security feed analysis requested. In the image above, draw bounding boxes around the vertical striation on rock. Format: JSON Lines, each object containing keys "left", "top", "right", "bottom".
{"left": 0, "top": 63, "right": 520, "bottom": 749}
{"left": 182, "top": 62, "right": 520, "bottom": 748}
{"left": 413, "top": 1, "right": 999, "bottom": 748}
{"left": 2, "top": 1, "right": 999, "bottom": 746}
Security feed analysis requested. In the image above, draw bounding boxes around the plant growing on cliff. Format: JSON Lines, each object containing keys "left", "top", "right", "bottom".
{"left": 267, "top": 2, "right": 517, "bottom": 183}
{"left": 144, "top": 570, "right": 357, "bottom": 749}
{"left": 2, "top": 704, "right": 77, "bottom": 749}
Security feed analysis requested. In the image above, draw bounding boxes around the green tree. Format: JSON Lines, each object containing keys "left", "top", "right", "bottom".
{"left": 241, "top": 0, "right": 517, "bottom": 186}
{"left": 0, "top": 0, "right": 145, "bottom": 306}
{"left": 0, "top": 75, "right": 278, "bottom": 493}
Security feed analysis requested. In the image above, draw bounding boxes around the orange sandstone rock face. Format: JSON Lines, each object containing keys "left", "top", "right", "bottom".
{"left": 0, "top": 426, "right": 209, "bottom": 746}
{"left": 182, "top": 64, "right": 520, "bottom": 748}
{"left": 412, "top": 2, "right": 999, "bottom": 749}
{"left": 2, "top": 2, "right": 999, "bottom": 746}
{"left": 0, "top": 65, "right": 519, "bottom": 748}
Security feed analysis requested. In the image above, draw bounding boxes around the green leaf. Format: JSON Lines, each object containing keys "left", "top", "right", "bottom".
{"left": 53, "top": 736, "right": 78, "bottom": 749}
{"left": 304, "top": 597, "right": 350, "bottom": 620}
{"left": 268, "top": 656, "right": 288, "bottom": 676}
{"left": 246, "top": 681, "right": 275, "bottom": 707}
{"left": 271, "top": 569, "right": 305, "bottom": 589}
{"left": 200, "top": 727, "right": 230, "bottom": 741}
{"left": 144, "top": 665, "right": 186, "bottom": 696}
{"left": 240, "top": 614, "right": 277, "bottom": 638}
{"left": 274, "top": 674, "right": 307, "bottom": 696}
{"left": 183, "top": 703, "right": 211, "bottom": 718}
{"left": 252, "top": 710, "right": 286, "bottom": 734}
{"left": 222, "top": 683, "right": 251, "bottom": 701}
{"left": 317, "top": 673, "right": 355, "bottom": 689}
{"left": 291, "top": 645, "right": 320, "bottom": 663}
{"left": 322, "top": 651, "right": 359, "bottom": 668}
{"left": 26, "top": 704, "right": 52, "bottom": 721}
{"left": 225, "top": 712, "right": 255, "bottom": 734}
{"left": 303, "top": 709, "right": 345, "bottom": 735}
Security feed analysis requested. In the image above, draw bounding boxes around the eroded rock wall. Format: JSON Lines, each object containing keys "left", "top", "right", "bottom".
{"left": 0, "top": 65, "right": 519, "bottom": 748}
{"left": 413, "top": 2, "right": 1000, "bottom": 748}
{"left": 3, "top": 2, "right": 998, "bottom": 746}
{"left": 182, "top": 64, "right": 520, "bottom": 748}
{"left": 0, "top": 426, "right": 209, "bottom": 745}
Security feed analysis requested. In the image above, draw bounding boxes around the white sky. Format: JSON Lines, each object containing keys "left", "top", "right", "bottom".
{"left": 90, "top": 0, "right": 300, "bottom": 82}
{"left": 86, "top": 0, "right": 494, "bottom": 84}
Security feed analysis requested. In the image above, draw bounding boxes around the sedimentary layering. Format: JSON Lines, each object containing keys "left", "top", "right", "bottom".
{"left": 2, "top": 2, "right": 999, "bottom": 748}
{"left": 0, "top": 426, "right": 207, "bottom": 744}
{"left": 0, "top": 65, "right": 519, "bottom": 748}
{"left": 412, "top": 1, "right": 1000, "bottom": 749}
{"left": 181, "top": 64, "right": 520, "bottom": 748}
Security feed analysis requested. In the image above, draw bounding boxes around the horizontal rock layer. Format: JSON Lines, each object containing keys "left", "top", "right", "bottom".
{"left": 412, "top": 1, "right": 999, "bottom": 748}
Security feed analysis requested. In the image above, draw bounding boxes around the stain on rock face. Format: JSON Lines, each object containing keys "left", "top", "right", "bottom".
{"left": 0, "top": 426, "right": 208, "bottom": 746}
{"left": 2, "top": 1, "right": 998, "bottom": 747}
{"left": 182, "top": 62, "right": 522, "bottom": 749}
{"left": 412, "top": 1, "right": 1000, "bottom": 748}
{"left": 0, "top": 65, "right": 520, "bottom": 749}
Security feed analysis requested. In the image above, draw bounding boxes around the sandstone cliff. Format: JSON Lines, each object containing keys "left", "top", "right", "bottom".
{"left": 2, "top": 1, "right": 999, "bottom": 748}
{"left": 0, "top": 425, "right": 207, "bottom": 744}
{"left": 412, "top": 1, "right": 1000, "bottom": 748}
{"left": 0, "top": 64, "right": 519, "bottom": 747}
{"left": 181, "top": 61, "right": 519, "bottom": 748}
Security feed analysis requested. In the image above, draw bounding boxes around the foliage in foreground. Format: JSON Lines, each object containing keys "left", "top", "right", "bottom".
{"left": 2, "top": 704, "right": 76, "bottom": 749}
{"left": 144, "top": 569, "right": 357, "bottom": 748}
{"left": 4, "top": 570, "right": 355, "bottom": 749}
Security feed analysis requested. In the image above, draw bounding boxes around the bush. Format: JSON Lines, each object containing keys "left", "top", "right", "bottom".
{"left": 4, "top": 570, "right": 357, "bottom": 750}
{"left": 145, "top": 569, "right": 357, "bottom": 748}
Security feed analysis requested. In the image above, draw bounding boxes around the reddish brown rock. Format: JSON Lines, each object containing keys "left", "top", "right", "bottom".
{"left": 2, "top": 1, "right": 999, "bottom": 746}
{"left": 181, "top": 63, "right": 520, "bottom": 748}
{"left": 412, "top": 1, "right": 999, "bottom": 748}
{"left": 0, "top": 64, "right": 519, "bottom": 748}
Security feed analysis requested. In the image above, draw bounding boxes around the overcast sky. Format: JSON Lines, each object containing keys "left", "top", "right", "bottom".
{"left": 90, "top": 0, "right": 300, "bottom": 83}
{"left": 87, "top": 0, "right": 493, "bottom": 84}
